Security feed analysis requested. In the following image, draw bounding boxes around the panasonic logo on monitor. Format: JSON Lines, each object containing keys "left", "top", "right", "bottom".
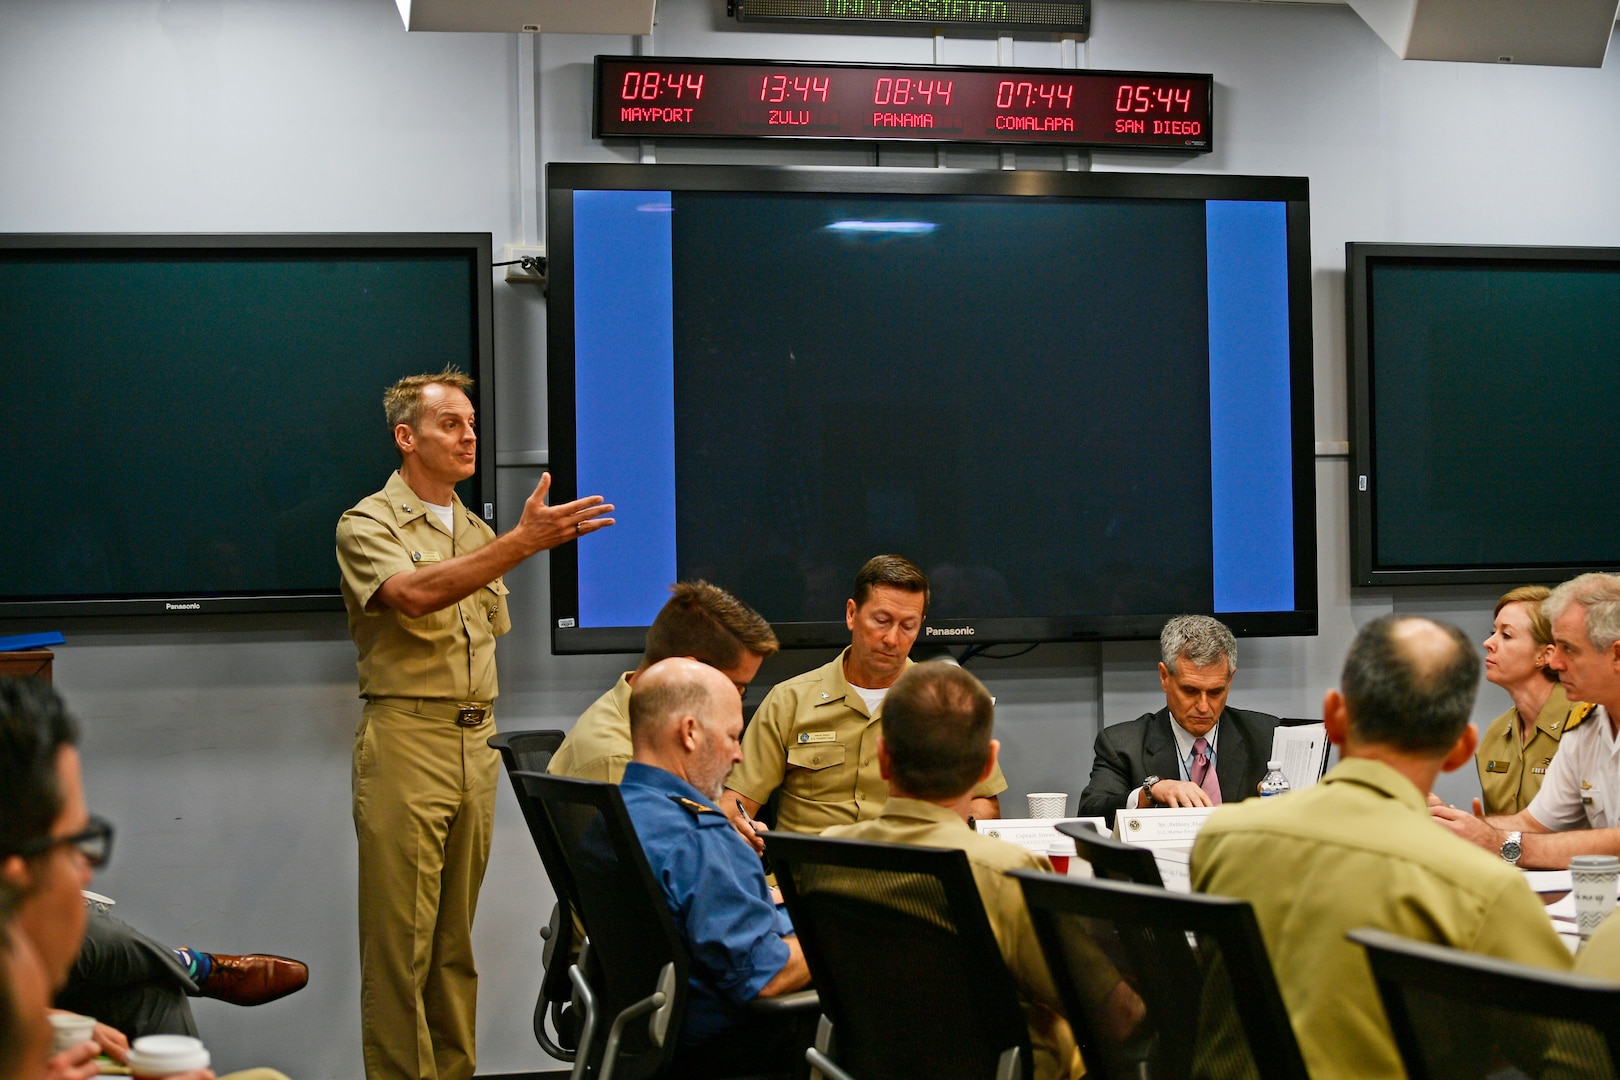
{"left": 925, "top": 626, "right": 975, "bottom": 637}
{"left": 164, "top": 602, "right": 202, "bottom": 611}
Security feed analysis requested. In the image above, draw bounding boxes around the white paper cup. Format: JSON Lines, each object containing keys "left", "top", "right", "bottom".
{"left": 1570, "top": 854, "right": 1620, "bottom": 940}
{"left": 49, "top": 1013, "right": 97, "bottom": 1054}
{"left": 1027, "top": 792, "right": 1068, "bottom": 819}
{"left": 128, "top": 1035, "right": 211, "bottom": 1078}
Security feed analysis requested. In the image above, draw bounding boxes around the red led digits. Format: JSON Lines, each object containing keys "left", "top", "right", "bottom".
{"left": 876, "top": 77, "right": 952, "bottom": 106}
{"left": 761, "top": 74, "right": 828, "bottom": 103}
{"left": 597, "top": 57, "right": 1212, "bottom": 150}
{"left": 620, "top": 71, "right": 703, "bottom": 100}
{"left": 1114, "top": 83, "right": 1194, "bottom": 114}
{"left": 995, "top": 81, "right": 1076, "bottom": 110}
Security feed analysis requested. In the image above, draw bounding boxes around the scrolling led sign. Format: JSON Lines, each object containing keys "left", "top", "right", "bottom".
{"left": 594, "top": 56, "right": 1213, "bottom": 152}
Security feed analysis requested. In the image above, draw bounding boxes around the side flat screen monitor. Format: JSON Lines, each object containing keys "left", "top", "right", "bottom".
{"left": 1347, "top": 243, "right": 1620, "bottom": 587}
{"left": 0, "top": 234, "right": 494, "bottom": 618}
{"left": 548, "top": 164, "right": 1316, "bottom": 653}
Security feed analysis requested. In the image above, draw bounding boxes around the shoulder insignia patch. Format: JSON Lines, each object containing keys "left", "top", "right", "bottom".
{"left": 1565, "top": 702, "right": 1597, "bottom": 733}
{"left": 671, "top": 796, "right": 716, "bottom": 815}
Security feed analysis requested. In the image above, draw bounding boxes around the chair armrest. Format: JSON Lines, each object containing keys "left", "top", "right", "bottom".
{"left": 746, "top": 988, "right": 820, "bottom": 1014}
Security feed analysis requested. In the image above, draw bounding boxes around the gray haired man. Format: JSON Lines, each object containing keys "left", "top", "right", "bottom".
{"left": 1433, "top": 572, "right": 1620, "bottom": 869}
{"left": 1078, "top": 615, "right": 1280, "bottom": 824}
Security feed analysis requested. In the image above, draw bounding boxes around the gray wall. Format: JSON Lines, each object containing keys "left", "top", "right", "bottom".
{"left": 3, "top": 0, "right": 1619, "bottom": 1076}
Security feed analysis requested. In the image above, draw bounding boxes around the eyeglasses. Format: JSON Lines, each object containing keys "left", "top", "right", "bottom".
{"left": 10, "top": 816, "right": 114, "bottom": 869}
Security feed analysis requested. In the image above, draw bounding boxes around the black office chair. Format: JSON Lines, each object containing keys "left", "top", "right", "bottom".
{"left": 489, "top": 729, "right": 579, "bottom": 1060}
{"left": 516, "top": 771, "right": 814, "bottom": 1080}
{"left": 1014, "top": 872, "right": 1309, "bottom": 1080}
{"left": 765, "top": 832, "right": 1032, "bottom": 1080}
{"left": 1352, "top": 927, "right": 1620, "bottom": 1080}
{"left": 1056, "top": 820, "right": 1166, "bottom": 887}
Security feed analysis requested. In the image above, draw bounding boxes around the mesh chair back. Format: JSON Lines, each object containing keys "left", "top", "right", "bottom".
{"left": 765, "top": 832, "right": 1032, "bottom": 1080}
{"left": 512, "top": 771, "right": 686, "bottom": 1080}
{"left": 1014, "top": 872, "right": 1308, "bottom": 1080}
{"left": 1352, "top": 927, "right": 1620, "bottom": 1080}
{"left": 492, "top": 732, "right": 578, "bottom": 1014}
{"left": 489, "top": 728, "right": 568, "bottom": 776}
{"left": 1057, "top": 821, "right": 1166, "bottom": 886}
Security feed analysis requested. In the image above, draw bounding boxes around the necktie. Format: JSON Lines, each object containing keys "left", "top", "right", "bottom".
{"left": 1190, "top": 736, "right": 1222, "bottom": 805}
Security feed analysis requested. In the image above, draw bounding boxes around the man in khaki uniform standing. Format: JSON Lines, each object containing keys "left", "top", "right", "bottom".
{"left": 548, "top": 581, "right": 777, "bottom": 784}
{"left": 823, "top": 663, "right": 1102, "bottom": 1080}
{"left": 724, "top": 555, "right": 1003, "bottom": 848}
{"left": 336, "top": 370, "right": 613, "bottom": 1080}
{"left": 1192, "top": 616, "right": 1571, "bottom": 1080}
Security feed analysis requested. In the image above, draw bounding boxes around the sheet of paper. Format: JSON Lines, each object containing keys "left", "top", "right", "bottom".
{"left": 1113, "top": 806, "right": 1216, "bottom": 845}
{"left": 973, "top": 817, "right": 1107, "bottom": 857}
{"left": 1271, "top": 724, "right": 1329, "bottom": 790}
{"left": 1523, "top": 870, "right": 1573, "bottom": 894}
{"left": 1151, "top": 845, "right": 1193, "bottom": 894}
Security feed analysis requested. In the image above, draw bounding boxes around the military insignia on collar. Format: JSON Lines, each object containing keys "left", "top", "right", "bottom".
{"left": 672, "top": 796, "right": 715, "bottom": 815}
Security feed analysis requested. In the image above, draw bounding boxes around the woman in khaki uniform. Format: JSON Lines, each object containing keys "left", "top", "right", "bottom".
{"left": 1475, "top": 585, "right": 1589, "bottom": 815}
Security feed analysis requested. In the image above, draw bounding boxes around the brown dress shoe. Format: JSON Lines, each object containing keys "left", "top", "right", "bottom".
{"left": 196, "top": 954, "right": 309, "bottom": 1006}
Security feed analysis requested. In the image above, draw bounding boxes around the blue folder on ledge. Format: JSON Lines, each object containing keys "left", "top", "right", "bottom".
{"left": 0, "top": 632, "right": 65, "bottom": 651}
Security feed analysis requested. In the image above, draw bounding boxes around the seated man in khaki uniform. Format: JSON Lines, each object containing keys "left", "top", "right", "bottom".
{"left": 1192, "top": 616, "right": 1572, "bottom": 1080}
{"left": 548, "top": 581, "right": 778, "bottom": 784}
{"left": 823, "top": 663, "right": 1112, "bottom": 1080}
{"left": 724, "top": 555, "right": 1003, "bottom": 848}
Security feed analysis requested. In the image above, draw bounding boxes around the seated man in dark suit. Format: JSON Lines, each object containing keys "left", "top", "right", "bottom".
{"left": 1079, "top": 615, "right": 1278, "bottom": 824}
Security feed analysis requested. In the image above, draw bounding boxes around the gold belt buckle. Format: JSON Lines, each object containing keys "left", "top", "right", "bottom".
{"left": 454, "top": 705, "right": 488, "bottom": 727}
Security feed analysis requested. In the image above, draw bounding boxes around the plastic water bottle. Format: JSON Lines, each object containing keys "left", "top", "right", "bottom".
{"left": 1259, "top": 761, "right": 1291, "bottom": 797}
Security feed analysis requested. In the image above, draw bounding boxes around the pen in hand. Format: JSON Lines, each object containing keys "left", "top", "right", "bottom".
{"left": 735, "top": 797, "right": 758, "bottom": 834}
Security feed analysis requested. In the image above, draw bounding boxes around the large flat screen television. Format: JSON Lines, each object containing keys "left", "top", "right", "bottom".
{"left": 0, "top": 233, "right": 494, "bottom": 618}
{"left": 1347, "top": 242, "right": 1620, "bottom": 587}
{"left": 547, "top": 164, "right": 1316, "bottom": 654}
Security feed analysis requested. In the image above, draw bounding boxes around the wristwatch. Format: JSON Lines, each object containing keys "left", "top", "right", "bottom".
{"left": 1140, "top": 775, "right": 1163, "bottom": 807}
{"left": 1500, "top": 830, "right": 1523, "bottom": 865}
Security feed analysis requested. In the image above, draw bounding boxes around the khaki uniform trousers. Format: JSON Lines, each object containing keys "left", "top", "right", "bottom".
{"left": 353, "top": 700, "right": 500, "bottom": 1080}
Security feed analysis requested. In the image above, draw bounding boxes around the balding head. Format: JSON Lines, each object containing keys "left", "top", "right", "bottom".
{"left": 1341, "top": 615, "right": 1480, "bottom": 756}
{"left": 628, "top": 658, "right": 744, "bottom": 801}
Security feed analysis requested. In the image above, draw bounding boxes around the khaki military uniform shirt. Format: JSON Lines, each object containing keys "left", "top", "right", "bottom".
{"left": 1192, "top": 757, "right": 1572, "bottom": 1080}
{"left": 728, "top": 649, "right": 1007, "bottom": 834}
{"left": 335, "top": 471, "right": 510, "bottom": 700}
{"left": 548, "top": 674, "right": 635, "bottom": 783}
{"left": 1476, "top": 685, "right": 1590, "bottom": 816}
{"left": 1575, "top": 911, "right": 1620, "bottom": 978}
{"left": 824, "top": 798, "right": 1081, "bottom": 1080}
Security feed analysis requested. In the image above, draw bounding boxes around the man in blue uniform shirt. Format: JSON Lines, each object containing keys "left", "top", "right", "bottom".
{"left": 619, "top": 657, "right": 810, "bottom": 1074}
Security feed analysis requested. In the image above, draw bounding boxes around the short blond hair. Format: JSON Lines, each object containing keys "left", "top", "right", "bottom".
{"left": 383, "top": 368, "right": 474, "bottom": 432}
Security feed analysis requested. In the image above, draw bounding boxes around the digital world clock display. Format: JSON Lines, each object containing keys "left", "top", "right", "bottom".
{"left": 594, "top": 56, "right": 1213, "bottom": 152}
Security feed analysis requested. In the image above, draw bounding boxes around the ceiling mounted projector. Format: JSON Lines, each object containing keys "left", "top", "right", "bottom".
{"left": 1344, "top": 0, "right": 1619, "bottom": 66}
{"left": 394, "top": 0, "right": 656, "bottom": 34}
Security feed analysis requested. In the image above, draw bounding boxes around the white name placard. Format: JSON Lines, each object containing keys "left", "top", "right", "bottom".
{"left": 975, "top": 817, "right": 1108, "bottom": 857}
{"left": 1111, "top": 806, "right": 1217, "bottom": 845}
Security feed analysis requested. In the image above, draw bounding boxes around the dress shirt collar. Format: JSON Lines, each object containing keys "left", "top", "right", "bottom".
{"left": 1316, "top": 756, "right": 1428, "bottom": 815}
{"left": 1170, "top": 714, "right": 1219, "bottom": 780}
{"left": 873, "top": 795, "right": 973, "bottom": 831}
{"left": 621, "top": 760, "right": 717, "bottom": 809}
{"left": 818, "top": 646, "right": 914, "bottom": 719}
{"left": 384, "top": 469, "right": 466, "bottom": 537}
